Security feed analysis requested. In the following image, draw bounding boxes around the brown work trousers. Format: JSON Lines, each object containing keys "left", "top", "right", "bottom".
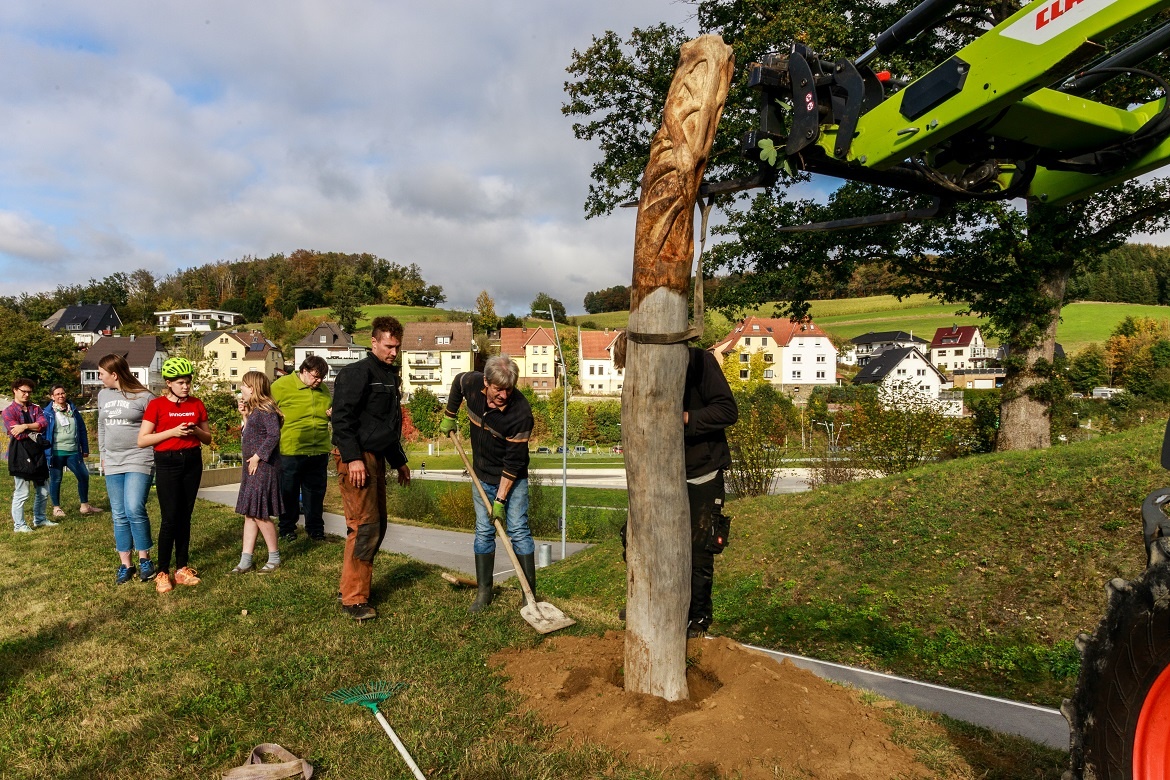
{"left": 336, "top": 451, "right": 389, "bottom": 607}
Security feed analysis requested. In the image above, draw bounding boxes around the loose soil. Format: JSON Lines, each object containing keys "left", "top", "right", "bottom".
{"left": 492, "top": 631, "right": 932, "bottom": 779}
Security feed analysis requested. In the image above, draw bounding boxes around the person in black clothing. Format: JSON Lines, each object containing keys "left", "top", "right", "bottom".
{"left": 439, "top": 355, "right": 535, "bottom": 613}
{"left": 615, "top": 335, "right": 738, "bottom": 637}
{"left": 331, "top": 316, "right": 411, "bottom": 621}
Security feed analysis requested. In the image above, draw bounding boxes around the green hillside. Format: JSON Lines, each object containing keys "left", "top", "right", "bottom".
{"left": 576, "top": 296, "right": 1170, "bottom": 353}
{"left": 541, "top": 421, "right": 1168, "bottom": 705}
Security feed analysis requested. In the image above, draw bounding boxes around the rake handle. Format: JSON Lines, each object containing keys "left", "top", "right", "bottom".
{"left": 448, "top": 431, "right": 538, "bottom": 607}
{"left": 373, "top": 708, "right": 427, "bottom": 780}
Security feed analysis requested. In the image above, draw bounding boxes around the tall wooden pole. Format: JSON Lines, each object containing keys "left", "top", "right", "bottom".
{"left": 623, "top": 35, "right": 733, "bottom": 701}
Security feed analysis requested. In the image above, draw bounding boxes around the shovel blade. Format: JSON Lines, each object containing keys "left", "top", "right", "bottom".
{"left": 520, "top": 600, "right": 576, "bottom": 634}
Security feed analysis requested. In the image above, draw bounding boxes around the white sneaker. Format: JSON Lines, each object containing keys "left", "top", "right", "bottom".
{"left": 13, "top": 525, "right": 33, "bottom": 533}
{"left": 34, "top": 519, "right": 59, "bottom": 528}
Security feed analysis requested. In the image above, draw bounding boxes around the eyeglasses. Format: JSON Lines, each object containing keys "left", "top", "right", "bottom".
{"left": 14, "top": 387, "right": 32, "bottom": 394}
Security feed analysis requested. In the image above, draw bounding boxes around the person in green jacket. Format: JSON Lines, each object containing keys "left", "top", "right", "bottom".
{"left": 271, "top": 355, "right": 332, "bottom": 542}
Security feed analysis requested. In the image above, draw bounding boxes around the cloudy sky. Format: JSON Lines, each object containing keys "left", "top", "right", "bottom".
{"left": 0, "top": 1, "right": 702, "bottom": 315}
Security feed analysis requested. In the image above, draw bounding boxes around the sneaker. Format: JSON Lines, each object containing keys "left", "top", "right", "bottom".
{"left": 309, "top": 532, "right": 326, "bottom": 541}
{"left": 155, "top": 572, "right": 173, "bottom": 594}
{"left": 342, "top": 603, "right": 377, "bottom": 621}
{"left": 173, "top": 566, "right": 201, "bottom": 586}
{"left": 138, "top": 559, "right": 157, "bottom": 582}
{"left": 13, "top": 524, "right": 33, "bottom": 534}
{"left": 116, "top": 565, "right": 135, "bottom": 585}
{"left": 280, "top": 531, "right": 297, "bottom": 542}
{"left": 34, "top": 519, "right": 59, "bottom": 528}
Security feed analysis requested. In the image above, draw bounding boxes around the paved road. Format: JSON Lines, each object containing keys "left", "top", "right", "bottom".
{"left": 418, "top": 467, "right": 812, "bottom": 494}
{"left": 196, "top": 482, "right": 591, "bottom": 579}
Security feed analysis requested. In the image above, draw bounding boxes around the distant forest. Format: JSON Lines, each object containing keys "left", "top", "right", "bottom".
{"left": 1, "top": 249, "right": 445, "bottom": 326}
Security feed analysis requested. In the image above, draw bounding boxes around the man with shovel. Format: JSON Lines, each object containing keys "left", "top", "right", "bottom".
{"left": 439, "top": 355, "right": 535, "bottom": 613}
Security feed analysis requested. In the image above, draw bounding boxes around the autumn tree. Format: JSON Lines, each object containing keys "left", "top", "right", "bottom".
{"left": 406, "top": 387, "right": 443, "bottom": 439}
{"left": 474, "top": 290, "right": 498, "bottom": 333}
{"left": 564, "top": 0, "right": 1170, "bottom": 450}
{"left": 330, "top": 270, "right": 364, "bottom": 334}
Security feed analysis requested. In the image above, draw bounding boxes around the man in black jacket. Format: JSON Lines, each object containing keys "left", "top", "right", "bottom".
{"left": 331, "top": 316, "right": 411, "bottom": 621}
{"left": 680, "top": 346, "right": 738, "bottom": 637}
{"left": 615, "top": 336, "right": 738, "bottom": 637}
{"left": 439, "top": 355, "right": 535, "bottom": 613}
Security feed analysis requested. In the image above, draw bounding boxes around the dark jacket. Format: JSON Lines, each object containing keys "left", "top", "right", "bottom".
{"left": 444, "top": 371, "right": 533, "bottom": 487}
{"left": 683, "top": 348, "right": 737, "bottom": 479}
{"left": 331, "top": 353, "right": 408, "bottom": 468}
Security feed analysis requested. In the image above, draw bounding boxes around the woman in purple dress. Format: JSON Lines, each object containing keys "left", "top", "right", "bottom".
{"left": 231, "top": 371, "right": 284, "bottom": 574}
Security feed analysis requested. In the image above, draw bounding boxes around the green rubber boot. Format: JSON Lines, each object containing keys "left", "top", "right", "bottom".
{"left": 469, "top": 552, "right": 495, "bottom": 613}
{"left": 517, "top": 552, "right": 537, "bottom": 608}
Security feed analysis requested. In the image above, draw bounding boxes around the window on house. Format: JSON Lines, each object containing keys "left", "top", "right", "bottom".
{"left": 917, "top": 369, "right": 926, "bottom": 376}
{"left": 589, "top": 366, "right": 595, "bottom": 375}
{"left": 740, "top": 353, "right": 749, "bottom": 363}
{"left": 816, "top": 371, "right": 825, "bottom": 379}
{"left": 896, "top": 368, "right": 907, "bottom": 375}
{"left": 542, "top": 346, "right": 548, "bottom": 354}
{"left": 816, "top": 355, "right": 826, "bottom": 363}
{"left": 230, "top": 368, "right": 238, "bottom": 377}
{"left": 937, "top": 350, "right": 947, "bottom": 356}
{"left": 792, "top": 355, "right": 802, "bottom": 363}
{"left": 764, "top": 369, "right": 773, "bottom": 379}
{"left": 761, "top": 337, "right": 768, "bottom": 346}
{"left": 542, "top": 363, "right": 548, "bottom": 373}
{"left": 764, "top": 354, "right": 774, "bottom": 363}
{"left": 740, "top": 369, "right": 749, "bottom": 379}
{"left": 320, "top": 336, "right": 327, "bottom": 343}
{"left": 220, "top": 337, "right": 228, "bottom": 344}
{"left": 231, "top": 351, "right": 238, "bottom": 359}
{"left": 954, "top": 349, "right": 964, "bottom": 356}
{"left": 212, "top": 368, "right": 219, "bottom": 376}
{"left": 306, "top": 351, "right": 314, "bottom": 357}
{"left": 744, "top": 337, "right": 751, "bottom": 345}
{"left": 451, "top": 353, "right": 461, "bottom": 360}
{"left": 83, "top": 371, "right": 98, "bottom": 382}
{"left": 792, "top": 370, "right": 802, "bottom": 379}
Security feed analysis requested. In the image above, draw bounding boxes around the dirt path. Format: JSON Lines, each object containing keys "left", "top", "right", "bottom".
{"left": 492, "top": 631, "right": 933, "bottom": 779}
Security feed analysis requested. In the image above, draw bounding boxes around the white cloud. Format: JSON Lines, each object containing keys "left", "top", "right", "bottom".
{"left": 0, "top": 211, "right": 67, "bottom": 263}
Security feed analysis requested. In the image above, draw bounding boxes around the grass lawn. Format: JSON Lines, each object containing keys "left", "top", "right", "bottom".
{"left": 0, "top": 470, "right": 1072, "bottom": 779}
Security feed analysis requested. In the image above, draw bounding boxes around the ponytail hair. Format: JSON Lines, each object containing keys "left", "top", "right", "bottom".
{"left": 98, "top": 354, "right": 150, "bottom": 398}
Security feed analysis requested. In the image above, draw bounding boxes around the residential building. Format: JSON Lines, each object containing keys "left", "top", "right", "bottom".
{"left": 155, "top": 307, "right": 243, "bottom": 333}
{"left": 578, "top": 329, "right": 623, "bottom": 396}
{"left": 852, "top": 346, "right": 962, "bottom": 415}
{"left": 201, "top": 330, "right": 283, "bottom": 391}
{"left": 928, "top": 325, "right": 999, "bottom": 372}
{"left": 499, "top": 326, "right": 559, "bottom": 395}
{"left": 292, "top": 322, "right": 366, "bottom": 380}
{"left": 80, "top": 335, "right": 168, "bottom": 395}
{"left": 849, "top": 331, "right": 929, "bottom": 367}
{"left": 710, "top": 316, "right": 837, "bottom": 398}
{"left": 42, "top": 304, "right": 122, "bottom": 347}
{"left": 401, "top": 322, "right": 475, "bottom": 401}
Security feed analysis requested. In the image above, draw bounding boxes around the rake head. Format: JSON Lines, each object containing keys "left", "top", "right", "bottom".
{"left": 324, "top": 680, "right": 409, "bottom": 714}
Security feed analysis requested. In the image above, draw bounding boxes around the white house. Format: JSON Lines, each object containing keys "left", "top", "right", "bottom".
{"left": 928, "top": 325, "right": 999, "bottom": 372}
{"left": 292, "top": 322, "right": 366, "bottom": 379}
{"left": 711, "top": 316, "right": 837, "bottom": 398}
{"left": 80, "top": 335, "right": 168, "bottom": 395}
{"left": 155, "top": 308, "right": 243, "bottom": 333}
{"left": 850, "top": 330, "right": 929, "bottom": 367}
{"left": 500, "top": 326, "right": 559, "bottom": 396}
{"left": 853, "top": 346, "right": 962, "bottom": 415}
{"left": 43, "top": 304, "right": 122, "bottom": 347}
{"left": 401, "top": 321, "right": 475, "bottom": 402}
{"left": 578, "top": 329, "right": 623, "bottom": 396}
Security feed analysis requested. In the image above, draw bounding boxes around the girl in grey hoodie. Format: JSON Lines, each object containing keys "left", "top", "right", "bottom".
{"left": 96, "top": 354, "right": 156, "bottom": 585}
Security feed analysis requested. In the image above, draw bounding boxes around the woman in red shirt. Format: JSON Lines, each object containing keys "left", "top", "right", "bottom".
{"left": 137, "top": 358, "right": 211, "bottom": 594}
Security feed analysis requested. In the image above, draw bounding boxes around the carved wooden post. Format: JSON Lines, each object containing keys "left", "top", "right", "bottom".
{"left": 623, "top": 35, "right": 733, "bottom": 701}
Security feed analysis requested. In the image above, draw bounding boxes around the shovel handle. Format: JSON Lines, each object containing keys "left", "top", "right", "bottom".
{"left": 448, "top": 431, "right": 538, "bottom": 607}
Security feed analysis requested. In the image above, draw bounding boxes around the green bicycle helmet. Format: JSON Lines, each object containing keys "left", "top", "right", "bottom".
{"left": 161, "top": 356, "right": 194, "bottom": 379}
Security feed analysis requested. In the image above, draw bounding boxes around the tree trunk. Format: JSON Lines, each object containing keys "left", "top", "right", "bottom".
{"left": 996, "top": 266, "right": 1070, "bottom": 451}
{"left": 624, "top": 35, "right": 733, "bottom": 702}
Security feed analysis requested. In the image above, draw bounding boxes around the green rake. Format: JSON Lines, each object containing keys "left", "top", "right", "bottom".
{"left": 324, "top": 681, "right": 426, "bottom": 779}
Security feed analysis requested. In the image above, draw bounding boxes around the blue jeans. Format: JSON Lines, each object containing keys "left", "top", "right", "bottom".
{"left": 471, "top": 478, "right": 534, "bottom": 555}
{"left": 106, "top": 471, "right": 154, "bottom": 553}
{"left": 12, "top": 477, "right": 48, "bottom": 530}
{"left": 49, "top": 452, "right": 90, "bottom": 506}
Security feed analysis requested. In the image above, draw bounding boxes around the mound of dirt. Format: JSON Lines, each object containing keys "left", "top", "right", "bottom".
{"left": 492, "top": 631, "right": 931, "bottom": 779}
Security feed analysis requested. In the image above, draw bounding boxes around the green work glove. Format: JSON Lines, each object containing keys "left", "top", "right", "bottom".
{"left": 492, "top": 500, "right": 506, "bottom": 522}
{"left": 439, "top": 417, "right": 457, "bottom": 435}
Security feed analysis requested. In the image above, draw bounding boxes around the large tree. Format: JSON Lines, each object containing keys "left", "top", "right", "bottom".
{"left": 564, "top": 0, "right": 1170, "bottom": 449}
{"left": 0, "top": 309, "right": 83, "bottom": 395}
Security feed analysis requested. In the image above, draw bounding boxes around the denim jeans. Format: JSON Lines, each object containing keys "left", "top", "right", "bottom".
{"left": 12, "top": 476, "right": 49, "bottom": 530}
{"left": 49, "top": 452, "right": 90, "bottom": 506}
{"left": 471, "top": 478, "right": 534, "bottom": 555}
{"left": 106, "top": 471, "right": 154, "bottom": 553}
{"left": 279, "top": 453, "right": 328, "bottom": 536}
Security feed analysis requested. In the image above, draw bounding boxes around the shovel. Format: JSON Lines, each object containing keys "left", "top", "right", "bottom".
{"left": 449, "top": 431, "right": 575, "bottom": 634}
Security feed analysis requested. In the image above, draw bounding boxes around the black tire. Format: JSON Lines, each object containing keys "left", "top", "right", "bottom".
{"left": 1065, "top": 556, "right": 1170, "bottom": 779}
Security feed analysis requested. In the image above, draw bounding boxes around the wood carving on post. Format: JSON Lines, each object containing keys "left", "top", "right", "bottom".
{"left": 623, "top": 34, "right": 733, "bottom": 702}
